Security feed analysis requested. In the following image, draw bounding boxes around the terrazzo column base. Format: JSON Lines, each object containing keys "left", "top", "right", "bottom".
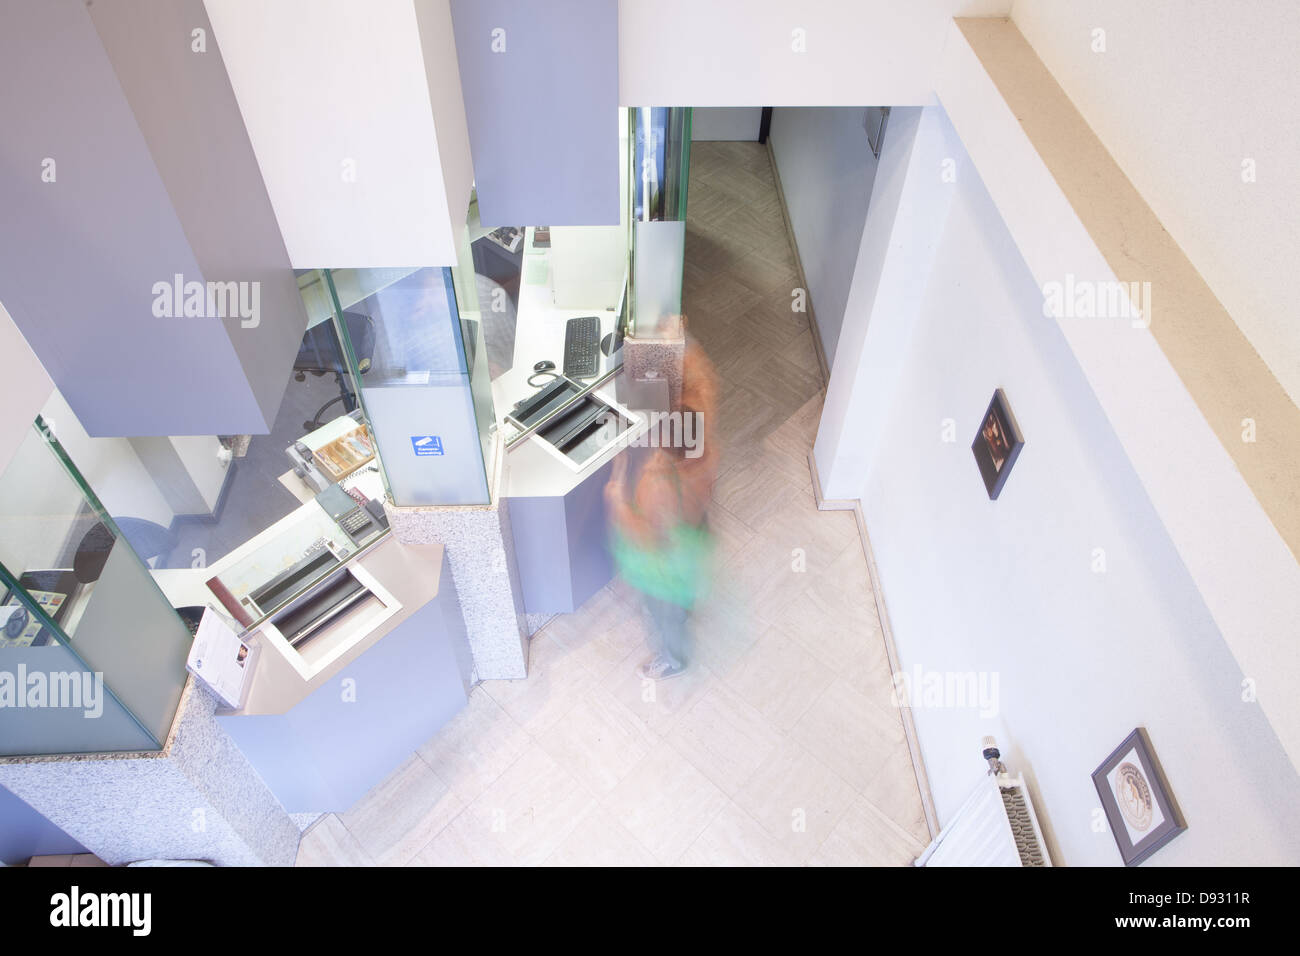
{"left": 525, "top": 612, "right": 555, "bottom": 636}
{"left": 0, "top": 679, "right": 299, "bottom": 867}
{"left": 383, "top": 495, "right": 529, "bottom": 681}
{"left": 290, "top": 812, "right": 324, "bottom": 833}
{"left": 623, "top": 335, "right": 685, "bottom": 409}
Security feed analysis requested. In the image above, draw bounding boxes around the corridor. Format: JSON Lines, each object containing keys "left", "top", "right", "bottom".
{"left": 296, "top": 142, "right": 929, "bottom": 867}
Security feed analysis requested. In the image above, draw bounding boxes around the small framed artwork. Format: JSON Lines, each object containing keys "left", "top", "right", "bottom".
{"left": 971, "top": 388, "right": 1024, "bottom": 499}
{"left": 1092, "top": 728, "right": 1187, "bottom": 866}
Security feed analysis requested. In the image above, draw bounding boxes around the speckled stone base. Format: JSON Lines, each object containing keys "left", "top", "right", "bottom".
{"left": 383, "top": 496, "right": 529, "bottom": 681}
{"left": 623, "top": 335, "right": 685, "bottom": 409}
{"left": 524, "top": 612, "right": 555, "bottom": 636}
{"left": 289, "top": 812, "right": 323, "bottom": 833}
{"left": 0, "top": 680, "right": 299, "bottom": 867}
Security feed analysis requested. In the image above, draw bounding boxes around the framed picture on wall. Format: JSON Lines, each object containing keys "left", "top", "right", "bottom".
{"left": 1092, "top": 727, "right": 1187, "bottom": 866}
{"left": 971, "top": 388, "right": 1024, "bottom": 499}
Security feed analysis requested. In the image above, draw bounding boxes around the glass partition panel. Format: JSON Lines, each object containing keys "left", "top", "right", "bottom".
{"left": 632, "top": 220, "right": 687, "bottom": 339}
{"left": 325, "top": 267, "right": 494, "bottom": 506}
{"left": 630, "top": 106, "right": 691, "bottom": 339}
{"left": 486, "top": 107, "right": 636, "bottom": 452}
{"left": 450, "top": 221, "right": 498, "bottom": 483}
{"left": 0, "top": 421, "right": 187, "bottom": 755}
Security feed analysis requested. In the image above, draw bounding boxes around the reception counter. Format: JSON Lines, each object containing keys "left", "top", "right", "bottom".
{"left": 489, "top": 227, "right": 652, "bottom": 616}
{"left": 152, "top": 505, "right": 472, "bottom": 813}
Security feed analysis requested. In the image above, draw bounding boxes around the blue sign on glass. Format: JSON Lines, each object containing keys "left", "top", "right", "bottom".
{"left": 411, "top": 435, "right": 444, "bottom": 457}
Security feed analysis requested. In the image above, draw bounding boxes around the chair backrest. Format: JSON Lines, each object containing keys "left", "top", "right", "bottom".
{"left": 74, "top": 519, "right": 178, "bottom": 583}
{"left": 294, "top": 312, "right": 376, "bottom": 374}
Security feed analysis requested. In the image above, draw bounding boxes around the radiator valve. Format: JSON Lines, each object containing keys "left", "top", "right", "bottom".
{"left": 982, "top": 736, "right": 1007, "bottom": 776}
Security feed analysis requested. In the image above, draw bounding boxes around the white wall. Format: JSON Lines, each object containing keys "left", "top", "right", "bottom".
{"left": 619, "top": 0, "right": 1010, "bottom": 106}
{"left": 550, "top": 111, "right": 630, "bottom": 311}
{"left": 204, "top": 0, "right": 470, "bottom": 267}
{"left": 1011, "top": 0, "right": 1300, "bottom": 408}
{"left": 691, "top": 107, "right": 762, "bottom": 141}
{"left": 862, "top": 111, "right": 1300, "bottom": 865}
{"left": 0, "top": 308, "right": 174, "bottom": 572}
{"left": 769, "top": 108, "right": 881, "bottom": 362}
{"left": 0, "top": 302, "right": 53, "bottom": 472}
{"left": 0, "top": 433, "right": 86, "bottom": 575}
{"left": 413, "top": 0, "right": 475, "bottom": 250}
{"left": 39, "top": 393, "right": 174, "bottom": 531}
{"left": 814, "top": 106, "right": 962, "bottom": 502}
{"left": 168, "top": 436, "right": 229, "bottom": 512}
{"left": 934, "top": 17, "right": 1300, "bottom": 771}
{"left": 0, "top": 390, "right": 174, "bottom": 576}
{"left": 0, "top": 304, "right": 67, "bottom": 573}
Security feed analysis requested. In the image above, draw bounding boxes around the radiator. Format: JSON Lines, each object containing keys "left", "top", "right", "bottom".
{"left": 914, "top": 738, "right": 1052, "bottom": 867}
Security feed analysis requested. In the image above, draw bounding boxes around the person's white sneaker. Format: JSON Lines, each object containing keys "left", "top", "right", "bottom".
{"left": 636, "top": 655, "right": 687, "bottom": 681}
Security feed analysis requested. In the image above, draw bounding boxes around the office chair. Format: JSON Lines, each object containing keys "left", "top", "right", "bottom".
{"left": 73, "top": 518, "right": 179, "bottom": 583}
{"left": 293, "top": 311, "right": 376, "bottom": 432}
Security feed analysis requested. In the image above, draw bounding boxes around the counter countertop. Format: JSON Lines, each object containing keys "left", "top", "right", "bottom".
{"left": 492, "top": 228, "right": 647, "bottom": 501}
{"left": 153, "top": 501, "right": 445, "bottom": 717}
{"left": 224, "top": 535, "right": 444, "bottom": 717}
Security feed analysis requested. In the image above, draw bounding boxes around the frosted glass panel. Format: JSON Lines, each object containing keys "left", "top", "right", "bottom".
{"left": 326, "top": 268, "right": 495, "bottom": 506}
{"left": 632, "top": 220, "right": 686, "bottom": 339}
{"left": 362, "top": 382, "right": 490, "bottom": 506}
{"left": 0, "top": 422, "right": 187, "bottom": 755}
{"left": 67, "top": 539, "right": 189, "bottom": 743}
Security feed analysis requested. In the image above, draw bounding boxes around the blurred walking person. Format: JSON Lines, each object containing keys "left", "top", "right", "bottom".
{"left": 605, "top": 332, "right": 719, "bottom": 680}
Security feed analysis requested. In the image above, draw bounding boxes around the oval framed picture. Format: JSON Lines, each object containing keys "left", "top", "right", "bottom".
{"left": 1092, "top": 727, "right": 1187, "bottom": 866}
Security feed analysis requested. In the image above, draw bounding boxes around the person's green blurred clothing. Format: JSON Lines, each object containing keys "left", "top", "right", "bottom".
{"left": 610, "top": 520, "right": 712, "bottom": 610}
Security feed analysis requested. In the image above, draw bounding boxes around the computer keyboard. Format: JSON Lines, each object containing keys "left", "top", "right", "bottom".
{"left": 563, "top": 316, "right": 601, "bottom": 379}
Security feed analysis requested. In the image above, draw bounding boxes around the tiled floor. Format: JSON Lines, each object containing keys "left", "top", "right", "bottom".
{"left": 296, "top": 142, "right": 929, "bottom": 867}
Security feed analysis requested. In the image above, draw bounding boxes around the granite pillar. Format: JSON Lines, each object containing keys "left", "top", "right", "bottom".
{"left": 0, "top": 680, "right": 299, "bottom": 867}
{"left": 382, "top": 439, "right": 528, "bottom": 680}
{"left": 622, "top": 334, "right": 685, "bottom": 411}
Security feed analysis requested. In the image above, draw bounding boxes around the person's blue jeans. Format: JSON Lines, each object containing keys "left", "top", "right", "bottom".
{"left": 643, "top": 594, "right": 691, "bottom": 667}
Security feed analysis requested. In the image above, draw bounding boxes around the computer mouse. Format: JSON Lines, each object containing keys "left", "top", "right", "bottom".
{"left": 533, "top": 360, "right": 556, "bottom": 372}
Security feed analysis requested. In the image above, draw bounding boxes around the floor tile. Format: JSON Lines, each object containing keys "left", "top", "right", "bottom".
{"left": 339, "top": 754, "right": 463, "bottom": 866}
{"left": 791, "top": 678, "right": 906, "bottom": 794}
{"left": 687, "top": 587, "right": 763, "bottom": 680}
{"left": 408, "top": 809, "right": 516, "bottom": 867}
{"left": 857, "top": 735, "right": 931, "bottom": 844}
{"left": 808, "top": 796, "right": 927, "bottom": 867}
{"left": 724, "top": 626, "right": 835, "bottom": 732}
{"left": 543, "top": 585, "right": 648, "bottom": 681}
{"left": 296, "top": 814, "right": 374, "bottom": 867}
{"left": 667, "top": 682, "right": 783, "bottom": 795}
{"left": 537, "top": 688, "right": 659, "bottom": 794}
{"left": 706, "top": 501, "right": 759, "bottom": 569}
{"left": 481, "top": 630, "right": 598, "bottom": 736}
{"left": 734, "top": 738, "right": 857, "bottom": 864}
{"left": 603, "top": 741, "right": 730, "bottom": 864}
{"left": 602, "top": 654, "right": 716, "bottom": 737}
{"left": 713, "top": 462, "right": 806, "bottom": 533}
{"left": 417, "top": 688, "right": 531, "bottom": 803}
{"left": 465, "top": 747, "right": 597, "bottom": 866}
{"left": 543, "top": 806, "right": 659, "bottom": 867}
{"left": 676, "top": 800, "right": 799, "bottom": 867}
